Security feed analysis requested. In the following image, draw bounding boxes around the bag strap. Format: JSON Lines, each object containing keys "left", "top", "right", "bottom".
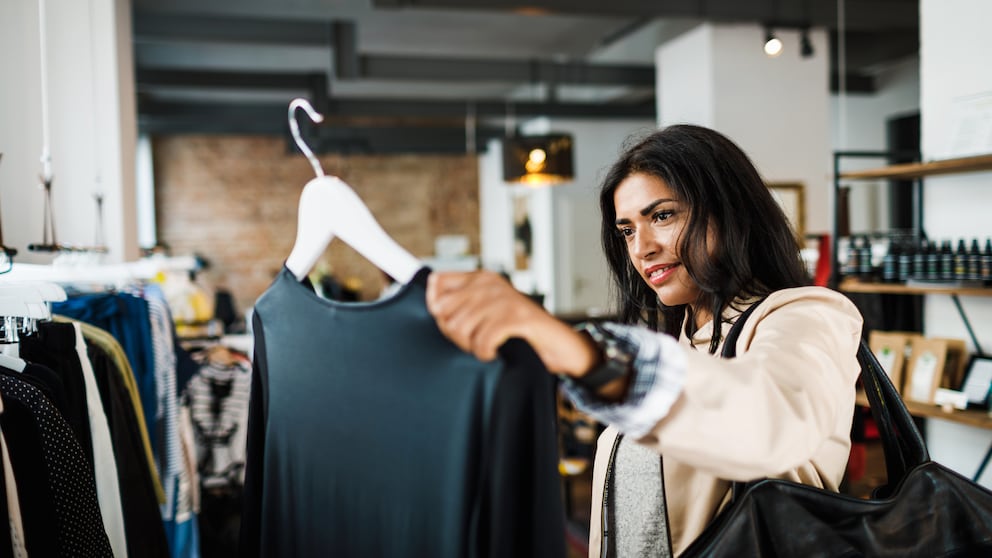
{"left": 721, "top": 296, "right": 929, "bottom": 503}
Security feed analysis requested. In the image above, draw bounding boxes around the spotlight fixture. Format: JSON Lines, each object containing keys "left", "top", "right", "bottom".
{"left": 502, "top": 134, "right": 574, "bottom": 186}
{"left": 764, "top": 29, "right": 783, "bottom": 57}
{"left": 800, "top": 28, "right": 815, "bottom": 58}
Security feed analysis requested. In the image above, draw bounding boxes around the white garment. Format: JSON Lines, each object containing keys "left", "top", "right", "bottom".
{"left": 71, "top": 323, "right": 128, "bottom": 558}
{"left": 0, "top": 391, "right": 28, "bottom": 558}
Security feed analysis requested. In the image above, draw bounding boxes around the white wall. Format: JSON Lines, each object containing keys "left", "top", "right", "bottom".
{"left": 548, "top": 119, "right": 657, "bottom": 315}
{"left": 831, "top": 57, "right": 921, "bottom": 233}
{"left": 0, "top": 0, "right": 138, "bottom": 263}
{"left": 831, "top": 57, "right": 920, "bottom": 152}
{"left": 656, "top": 24, "right": 715, "bottom": 128}
{"left": 657, "top": 23, "right": 832, "bottom": 235}
{"left": 478, "top": 118, "right": 655, "bottom": 315}
{"left": 918, "top": 0, "right": 992, "bottom": 487}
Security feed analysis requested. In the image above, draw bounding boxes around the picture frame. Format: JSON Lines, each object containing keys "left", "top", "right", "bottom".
{"left": 905, "top": 338, "right": 948, "bottom": 404}
{"left": 936, "top": 338, "right": 969, "bottom": 391}
{"left": 868, "top": 331, "right": 910, "bottom": 394}
{"left": 959, "top": 354, "right": 992, "bottom": 409}
{"left": 766, "top": 182, "right": 806, "bottom": 243}
{"left": 904, "top": 337, "right": 969, "bottom": 404}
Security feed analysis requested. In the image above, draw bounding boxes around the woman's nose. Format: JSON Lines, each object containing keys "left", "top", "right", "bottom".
{"left": 631, "top": 230, "right": 660, "bottom": 260}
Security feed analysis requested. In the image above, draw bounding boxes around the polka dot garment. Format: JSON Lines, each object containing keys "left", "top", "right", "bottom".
{"left": 0, "top": 375, "right": 113, "bottom": 557}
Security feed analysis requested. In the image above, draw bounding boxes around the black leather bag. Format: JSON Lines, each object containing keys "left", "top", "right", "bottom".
{"left": 680, "top": 303, "right": 992, "bottom": 557}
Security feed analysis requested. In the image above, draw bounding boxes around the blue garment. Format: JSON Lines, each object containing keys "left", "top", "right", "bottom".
{"left": 54, "top": 292, "right": 159, "bottom": 456}
{"left": 162, "top": 477, "right": 201, "bottom": 558}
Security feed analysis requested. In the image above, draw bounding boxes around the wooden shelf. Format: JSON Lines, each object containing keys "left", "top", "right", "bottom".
{"left": 839, "top": 278, "right": 992, "bottom": 297}
{"left": 856, "top": 391, "right": 992, "bottom": 430}
{"left": 839, "top": 153, "right": 992, "bottom": 181}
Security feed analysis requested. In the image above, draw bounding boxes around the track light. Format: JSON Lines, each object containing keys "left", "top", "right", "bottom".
{"left": 800, "top": 28, "right": 814, "bottom": 58}
{"left": 764, "top": 29, "right": 783, "bottom": 57}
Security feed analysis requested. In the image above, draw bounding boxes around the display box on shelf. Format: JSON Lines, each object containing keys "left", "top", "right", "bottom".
{"left": 959, "top": 354, "right": 992, "bottom": 409}
{"left": 905, "top": 337, "right": 968, "bottom": 404}
{"left": 868, "top": 331, "right": 920, "bottom": 394}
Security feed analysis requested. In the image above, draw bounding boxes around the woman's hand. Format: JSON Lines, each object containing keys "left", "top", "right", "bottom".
{"left": 426, "top": 270, "right": 598, "bottom": 376}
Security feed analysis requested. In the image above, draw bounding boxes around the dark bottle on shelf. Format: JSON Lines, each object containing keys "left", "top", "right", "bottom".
{"left": 925, "top": 238, "right": 940, "bottom": 280}
{"left": 941, "top": 239, "right": 955, "bottom": 280}
{"left": 982, "top": 238, "right": 992, "bottom": 283}
{"left": 968, "top": 238, "right": 982, "bottom": 280}
{"left": 954, "top": 238, "right": 968, "bottom": 280}
{"left": 883, "top": 240, "right": 899, "bottom": 283}
{"left": 858, "top": 235, "right": 873, "bottom": 277}
{"left": 910, "top": 238, "right": 926, "bottom": 280}
{"left": 842, "top": 236, "right": 858, "bottom": 277}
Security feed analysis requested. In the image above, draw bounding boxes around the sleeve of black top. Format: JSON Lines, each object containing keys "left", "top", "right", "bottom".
{"left": 478, "top": 338, "right": 567, "bottom": 558}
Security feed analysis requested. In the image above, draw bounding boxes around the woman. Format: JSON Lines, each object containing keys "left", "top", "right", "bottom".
{"left": 426, "top": 125, "right": 863, "bottom": 557}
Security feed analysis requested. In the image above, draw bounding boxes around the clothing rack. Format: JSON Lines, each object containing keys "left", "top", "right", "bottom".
{"left": 0, "top": 255, "right": 199, "bottom": 286}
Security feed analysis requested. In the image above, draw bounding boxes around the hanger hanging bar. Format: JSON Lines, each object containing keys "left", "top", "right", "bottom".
{"left": 288, "top": 98, "right": 325, "bottom": 178}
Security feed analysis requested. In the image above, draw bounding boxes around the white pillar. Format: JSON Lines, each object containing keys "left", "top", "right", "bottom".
{"left": 656, "top": 23, "right": 831, "bottom": 235}
{"left": 0, "top": 0, "right": 138, "bottom": 263}
{"left": 916, "top": 0, "right": 992, "bottom": 487}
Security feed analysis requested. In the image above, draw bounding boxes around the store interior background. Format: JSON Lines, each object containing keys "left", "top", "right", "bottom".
{"left": 1, "top": 0, "right": 991, "bottom": 514}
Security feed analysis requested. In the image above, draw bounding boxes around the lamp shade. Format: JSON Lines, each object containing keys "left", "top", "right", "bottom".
{"left": 502, "top": 133, "right": 574, "bottom": 186}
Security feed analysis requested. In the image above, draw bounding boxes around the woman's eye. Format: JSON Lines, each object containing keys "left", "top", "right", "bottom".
{"left": 652, "top": 210, "right": 674, "bottom": 223}
{"left": 616, "top": 227, "right": 634, "bottom": 238}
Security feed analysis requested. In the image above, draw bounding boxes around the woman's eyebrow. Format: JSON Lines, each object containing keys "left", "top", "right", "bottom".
{"left": 615, "top": 198, "right": 676, "bottom": 225}
{"left": 639, "top": 198, "right": 675, "bottom": 216}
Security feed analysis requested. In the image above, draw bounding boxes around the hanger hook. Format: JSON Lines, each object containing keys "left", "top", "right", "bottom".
{"left": 288, "top": 98, "right": 325, "bottom": 177}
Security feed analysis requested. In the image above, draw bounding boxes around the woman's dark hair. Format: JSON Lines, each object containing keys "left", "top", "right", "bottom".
{"left": 599, "top": 124, "right": 809, "bottom": 353}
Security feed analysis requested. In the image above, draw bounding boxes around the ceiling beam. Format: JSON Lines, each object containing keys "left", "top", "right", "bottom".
{"left": 135, "top": 100, "right": 560, "bottom": 154}
{"left": 137, "top": 69, "right": 323, "bottom": 91}
{"left": 830, "top": 72, "right": 875, "bottom": 94}
{"left": 830, "top": 30, "right": 919, "bottom": 72}
{"left": 138, "top": 98, "right": 655, "bottom": 127}
{"left": 371, "top": 0, "right": 918, "bottom": 31}
{"left": 133, "top": 12, "right": 335, "bottom": 46}
{"left": 137, "top": 58, "right": 653, "bottom": 89}
{"left": 359, "top": 55, "right": 653, "bottom": 86}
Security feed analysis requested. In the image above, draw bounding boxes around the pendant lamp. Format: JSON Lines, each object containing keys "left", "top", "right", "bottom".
{"left": 502, "top": 133, "right": 574, "bottom": 186}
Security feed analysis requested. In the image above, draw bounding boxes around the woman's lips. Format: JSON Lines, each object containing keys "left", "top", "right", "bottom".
{"left": 645, "top": 263, "right": 679, "bottom": 286}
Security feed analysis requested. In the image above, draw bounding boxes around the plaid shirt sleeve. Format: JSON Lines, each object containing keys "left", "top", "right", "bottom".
{"left": 560, "top": 322, "right": 688, "bottom": 439}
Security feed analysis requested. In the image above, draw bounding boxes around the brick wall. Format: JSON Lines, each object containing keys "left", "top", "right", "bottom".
{"left": 153, "top": 135, "right": 480, "bottom": 317}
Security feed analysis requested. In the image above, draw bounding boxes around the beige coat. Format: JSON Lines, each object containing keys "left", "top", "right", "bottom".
{"left": 587, "top": 287, "right": 863, "bottom": 557}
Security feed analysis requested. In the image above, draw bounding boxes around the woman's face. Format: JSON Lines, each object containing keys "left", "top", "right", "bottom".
{"left": 613, "top": 172, "right": 703, "bottom": 310}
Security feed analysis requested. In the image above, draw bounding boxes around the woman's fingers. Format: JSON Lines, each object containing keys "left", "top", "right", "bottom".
{"left": 427, "top": 271, "right": 529, "bottom": 361}
{"left": 426, "top": 270, "right": 601, "bottom": 378}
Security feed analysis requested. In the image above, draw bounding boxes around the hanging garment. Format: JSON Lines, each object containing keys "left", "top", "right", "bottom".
{"left": 20, "top": 326, "right": 95, "bottom": 465}
{"left": 0, "top": 366, "right": 60, "bottom": 557}
{"left": 240, "top": 267, "right": 566, "bottom": 558}
{"left": 181, "top": 355, "right": 250, "bottom": 558}
{"left": 81, "top": 330, "right": 171, "bottom": 558}
{"left": 62, "top": 317, "right": 165, "bottom": 502}
{"left": 144, "top": 287, "right": 183, "bottom": 510}
{"left": 20, "top": 322, "right": 128, "bottom": 557}
{"left": 185, "top": 359, "right": 250, "bottom": 490}
{"left": 71, "top": 322, "right": 129, "bottom": 558}
{"left": 53, "top": 292, "right": 158, "bottom": 456}
{"left": 0, "top": 371, "right": 113, "bottom": 557}
{"left": 0, "top": 389, "right": 26, "bottom": 558}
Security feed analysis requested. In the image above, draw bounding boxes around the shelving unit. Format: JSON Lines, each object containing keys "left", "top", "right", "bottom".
{"left": 833, "top": 152, "right": 992, "bottom": 348}
{"left": 839, "top": 278, "right": 992, "bottom": 297}
{"left": 831, "top": 152, "right": 992, "bottom": 290}
{"left": 855, "top": 391, "right": 992, "bottom": 430}
{"left": 837, "top": 152, "right": 992, "bottom": 482}
{"left": 838, "top": 154, "right": 992, "bottom": 181}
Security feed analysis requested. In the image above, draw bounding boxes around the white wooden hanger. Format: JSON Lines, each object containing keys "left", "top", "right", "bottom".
{"left": 0, "top": 296, "right": 31, "bottom": 372}
{"left": 283, "top": 98, "right": 422, "bottom": 284}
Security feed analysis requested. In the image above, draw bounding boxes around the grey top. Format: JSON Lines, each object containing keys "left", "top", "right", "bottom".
{"left": 613, "top": 436, "right": 672, "bottom": 558}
